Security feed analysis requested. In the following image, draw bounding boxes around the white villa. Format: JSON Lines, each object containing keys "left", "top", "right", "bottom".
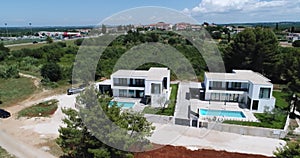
{"left": 109, "top": 67, "right": 170, "bottom": 106}
{"left": 202, "top": 70, "right": 276, "bottom": 113}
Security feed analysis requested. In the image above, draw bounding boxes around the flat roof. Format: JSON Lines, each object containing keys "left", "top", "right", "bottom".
{"left": 96, "top": 79, "right": 111, "bottom": 85}
{"left": 205, "top": 70, "right": 272, "bottom": 85}
{"left": 112, "top": 67, "right": 169, "bottom": 81}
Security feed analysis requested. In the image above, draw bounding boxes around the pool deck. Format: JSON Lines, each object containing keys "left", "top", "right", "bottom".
{"left": 111, "top": 97, "right": 146, "bottom": 112}
{"left": 190, "top": 99, "right": 258, "bottom": 122}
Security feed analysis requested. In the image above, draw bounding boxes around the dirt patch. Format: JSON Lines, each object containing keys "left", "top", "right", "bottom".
{"left": 134, "top": 145, "right": 271, "bottom": 158}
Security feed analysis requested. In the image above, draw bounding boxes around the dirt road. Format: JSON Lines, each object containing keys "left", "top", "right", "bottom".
{"left": 0, "top": 130, "right": 56, "bottom": 158}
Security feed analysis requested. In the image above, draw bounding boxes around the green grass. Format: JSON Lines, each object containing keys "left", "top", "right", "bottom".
{"left": 0, "top": 146, "right": 15, "bottom": 158}
{"left": 223, "top": 91, "right": 289, "bottom": 129}
{"left": 8, "top": 42, "right": 47, "bottom": 51}
{"left": 18, "top": 99, "right": 59, "bottom": 118}
{"left": 273, "top": 91, "right": 290, "bottom": 110}
{"left": 142, "top": 84, "right": 178, "bottom": 116}
{"left": 0, "top": 77, "right": 36, "bottom": 107}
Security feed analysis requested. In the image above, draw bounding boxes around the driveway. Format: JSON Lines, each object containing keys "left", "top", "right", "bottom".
{"left": 174, "top": 82, "right": 191, "bottom": 119}
{"left": 149, "top": 123, "right": 285, "bottom": 157}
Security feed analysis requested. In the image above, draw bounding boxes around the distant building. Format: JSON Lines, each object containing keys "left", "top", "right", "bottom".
{"left": 287, "top": 33, "right": 300, "bottom": 42}
{"left": 175, "top": 22, "right": 191, "bottom": 30}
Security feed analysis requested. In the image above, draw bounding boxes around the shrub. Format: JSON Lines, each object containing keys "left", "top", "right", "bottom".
{"left": 0, "top": 64, "right": 19, "bottom": 79}
{"left": 40, "top": 63, "right": 62, "bottom": 82}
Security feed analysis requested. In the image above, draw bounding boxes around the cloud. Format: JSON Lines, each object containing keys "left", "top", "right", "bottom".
{"left": 188, "top": 0, "right": 287, "bottom": 13}
{"left": 182, "top": 0, "right": 300, "bottom": 23}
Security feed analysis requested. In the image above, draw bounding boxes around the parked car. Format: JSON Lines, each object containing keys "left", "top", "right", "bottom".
{"left": 0, "top": 109, "right": 11, "bottom": 118}
{"left": 32, "top": 41, "right": 38, "bottom": 44}
{"left": 67, "top": 87, "right": 85, "bottom": 95}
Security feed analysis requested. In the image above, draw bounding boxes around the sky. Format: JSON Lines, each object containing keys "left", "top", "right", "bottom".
{"left": 1, "top": 0, "right": 300, "bottom": 26}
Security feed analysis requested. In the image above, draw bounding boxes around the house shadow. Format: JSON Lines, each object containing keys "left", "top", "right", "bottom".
{"left": 289, "top": 112, "right": 300, "bottom": 119}
{"left": 238, "top": 103, "right": 248, "bottom": 109}
{"left": 190, "top": 110, "right": 199, "bottom": 118}
{"left": 185, "top": 92, "right": 190, "bottom": 100}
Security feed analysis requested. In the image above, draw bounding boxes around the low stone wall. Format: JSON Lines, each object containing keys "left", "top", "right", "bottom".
{"left": 207, "top": 122, "right": 286, "bottom": 139}
{"left": 174, "top": 117, "right": 190, "bottom": 126}
{"left": 205, "top": 113, "right": 290, "bottom": 139}
{"left": 144, "top": 114, "right": 173, "bottom": 124}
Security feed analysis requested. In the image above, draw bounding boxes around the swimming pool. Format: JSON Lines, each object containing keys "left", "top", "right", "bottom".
{"left": 109, "top": 101, "right": 135, "bottom": 108}
{"left": 199, "top": 109, "right": 246, "bottom": 118}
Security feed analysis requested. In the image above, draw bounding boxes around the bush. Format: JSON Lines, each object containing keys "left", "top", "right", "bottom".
{"left": 0, "top": 50, "right": 9, "bottom": 61}
{"left": 41, "top": 63, "right": 62, "bottom": 82}
{"left": 41, "top": 78, "right": 59, "bottom": 89}
{"left": 74, "top": 38, "right": 84, "bottom": 46}
{"left": 292, "top": 40, "right": 300, "bottom": 47}
{"left": 0, "top": 64, "right": 19, "bottom": 79}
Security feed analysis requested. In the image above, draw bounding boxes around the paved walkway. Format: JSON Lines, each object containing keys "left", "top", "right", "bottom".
{"left": 149, "top": 123, "right": 286, "bottom": 157}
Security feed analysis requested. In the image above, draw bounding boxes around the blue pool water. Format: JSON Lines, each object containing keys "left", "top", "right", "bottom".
{"left": 199, "top": 109, "right": 246, "bottom": 118}
{"left": 109, "top": 101, "right": 135, "bottom": 108}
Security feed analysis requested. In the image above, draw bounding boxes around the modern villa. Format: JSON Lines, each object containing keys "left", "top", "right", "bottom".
{"left": 201, "top": 70, "right": 276, "bottom": 113}
{"left": 101, "top": 67, "right": 171, "bottom": 107}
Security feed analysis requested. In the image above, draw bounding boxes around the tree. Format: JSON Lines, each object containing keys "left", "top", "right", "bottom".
{"left": 274, "top": 142, "right": 300, "bottom": 158}
{"left": 0, "top": 50, "right": 9, "bottom": 61}
{"left": 291, "top": 26, "right": 295, "bottom": 33}
{"left": 57, "top": 87, "right": 154, "bottom": 157}
{"left": 223, "top": 28, "right": 278, "bottom": 79}
{"left": 0, "top": 43, "right": 10, "bottom": 61}
{"left": 46, "top": 36, "right": 53, "bottom": 43}
{"left": 292, "top": 40, "right": 300, "bottom": 47}
{"left": 40, "top": 62, "right": 62, "bottom": 82}
{"left": 0, "top": 43, "right": 10, "bottom": 53}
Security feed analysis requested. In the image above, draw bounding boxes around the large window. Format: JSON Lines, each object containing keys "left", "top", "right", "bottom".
{"left": 119, "top": 89, "right": 127, "bottom": 97}
{"left": 151, "top": 83, "right": 161, "bottom": 94}
{"left": 209, "top": 81, "right": 224, "bottom": 90}
{"left": 232, "top": 82, "right": 241, "bottom": 88}
{"left": 135, "top": 79, "right": 145, "bottom": 86}
{"left": 113, "top": 78, "right": 128, "bottom": 86}
{"left": 259, "top": 88, "right": 271, "bottom": 99}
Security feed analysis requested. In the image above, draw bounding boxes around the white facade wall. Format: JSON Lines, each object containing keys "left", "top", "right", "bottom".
{"left": 258, "top": 98, "right": 276, "bottom": 112}
{"left": 203, "top": 77, "right": 276, "bottom": 113}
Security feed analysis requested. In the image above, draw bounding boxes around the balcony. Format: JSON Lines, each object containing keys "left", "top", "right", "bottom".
{"left": 209, "top": 87, "right": 248, "bottom": 91}
{"left": 129, "top": 84, "right": 145, "bottom": 87}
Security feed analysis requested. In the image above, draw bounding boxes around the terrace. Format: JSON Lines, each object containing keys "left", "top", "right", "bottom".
{"left": 189, "top": 99, "right": 258, "bottom": 122}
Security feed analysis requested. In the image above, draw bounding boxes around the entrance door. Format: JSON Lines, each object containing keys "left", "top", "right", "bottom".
{"left": 252, "top": 100, "right": 259, "bottom": 110}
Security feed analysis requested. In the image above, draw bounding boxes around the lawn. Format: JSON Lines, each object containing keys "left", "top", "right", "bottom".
{"left": 273, "top": 91, "right": 290, "bottom": 110}
{"left": 18, "top": 99, "right": 58, "bottom": 117}
{"left": 223, "top": 91, "right": 290, "bottom": 129}
{"left": 143, "top": 84, "right": 178, "bottom": 116}
{"left": 0, "top": 146, "right": 15, "bottom": 158}
{"left": 0, "top": 77, "right": 36, "bottom": 107}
